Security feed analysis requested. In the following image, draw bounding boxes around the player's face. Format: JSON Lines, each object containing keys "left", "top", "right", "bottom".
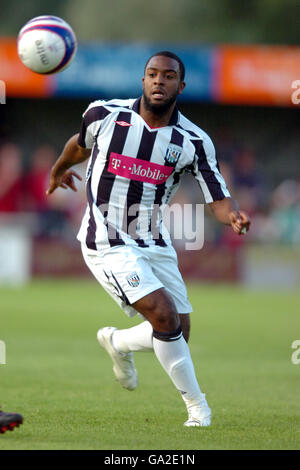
{"left": 142, "top": 56, "right": 185, "bottom": 113}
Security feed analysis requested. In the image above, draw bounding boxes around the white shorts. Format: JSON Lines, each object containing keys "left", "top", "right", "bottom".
{"left": 81, "top": 243, "right": 193, "bottom": 318}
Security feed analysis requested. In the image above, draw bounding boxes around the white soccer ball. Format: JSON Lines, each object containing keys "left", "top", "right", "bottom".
{"left": 17, "top": 15, "right": 77, "bottom": 74}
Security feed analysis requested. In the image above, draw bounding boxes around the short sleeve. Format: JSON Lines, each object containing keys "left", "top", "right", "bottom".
{"left": 191, "top": 135, "right": 231, "bottom": 203}
{"left": 77, "top": 101, "right": 110, "bottom": 149}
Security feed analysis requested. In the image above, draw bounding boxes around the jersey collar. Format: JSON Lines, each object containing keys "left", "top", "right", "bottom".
{"left": 132, "top": 97, "right": 179, "bottom": 127}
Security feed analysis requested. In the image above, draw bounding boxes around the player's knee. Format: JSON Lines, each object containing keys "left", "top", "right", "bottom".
{"left": 146, "top": 295, "right": 179, "bottom": 331}
{"left": 152, "top": 309, "right": 179, "bottom": 332}
{"left": 133, "top": 288, "right": 179, "bottom": 332}
{"left": 133, "top": 297, "right": 179, "bottom": 332}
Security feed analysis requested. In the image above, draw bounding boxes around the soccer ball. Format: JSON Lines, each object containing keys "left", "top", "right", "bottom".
{"left": 17, "top": 15, "right": 77, "bottom": 74}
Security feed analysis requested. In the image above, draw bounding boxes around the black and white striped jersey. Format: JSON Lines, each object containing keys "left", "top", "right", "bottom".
{"left": 77, "top": 97, "right": 230, "bottom": 251}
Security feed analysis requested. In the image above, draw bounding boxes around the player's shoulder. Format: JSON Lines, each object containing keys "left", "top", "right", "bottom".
{"left": 177, "top": 112, "right": 214, "bottom": 147}
{"left": 84, "top": 98, "right": 135, "bottom": 115}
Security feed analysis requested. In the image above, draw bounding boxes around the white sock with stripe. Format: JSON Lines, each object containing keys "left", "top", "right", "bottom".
{"left": 152, "top": 326, "right": 202, "bottom": 406}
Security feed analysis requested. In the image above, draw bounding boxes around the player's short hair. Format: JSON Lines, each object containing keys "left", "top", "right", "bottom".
{"left": 144, "top": 51, "right": 185, "bottom": 81}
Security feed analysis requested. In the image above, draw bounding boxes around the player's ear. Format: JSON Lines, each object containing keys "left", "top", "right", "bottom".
{"left": 179, "top": 81, "right": 186, "bottom": 95}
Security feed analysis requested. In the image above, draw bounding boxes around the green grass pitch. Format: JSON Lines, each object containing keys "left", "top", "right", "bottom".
{"left": 0, "top": 280, "right": 299, "bottom": 450}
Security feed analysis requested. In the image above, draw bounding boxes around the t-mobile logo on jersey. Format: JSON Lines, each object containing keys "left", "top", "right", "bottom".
{"left": 110, "top": 156, "right": 122, "bottom": 170}
{"left": 0, "top": 340, "right": 6, "bottom": 364}
{"left": 109, "top": 152, "right": 174, "bottom": 184}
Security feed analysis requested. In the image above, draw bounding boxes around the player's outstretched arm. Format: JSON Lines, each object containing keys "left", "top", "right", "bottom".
{"left": 46, "top": 133, "right": 91, "bottom": 195}
{"left": 209, "top": 197, "right": 251, "bottom": 235}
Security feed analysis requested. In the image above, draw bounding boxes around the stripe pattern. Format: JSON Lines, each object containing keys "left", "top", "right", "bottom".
{"left": 76, "top": 98, "right": 230, "bottom": 251}
{"left": 153, "top": 325, "right": 183, "bottom": 342}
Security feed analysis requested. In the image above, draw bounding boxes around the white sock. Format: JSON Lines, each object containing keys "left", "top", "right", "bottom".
{"left": 152, "top": 327, "right": 202, "bottom": 407}
{"left": 112, "top": 321, "right": 153, "bottom": 353}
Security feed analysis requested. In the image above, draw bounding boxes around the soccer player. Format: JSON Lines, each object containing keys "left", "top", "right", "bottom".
{"left": 46, "top": 51, "right": 251, "bottom": 427}
{"left": 0, "top": 409, "right": 23, "bottom": 434}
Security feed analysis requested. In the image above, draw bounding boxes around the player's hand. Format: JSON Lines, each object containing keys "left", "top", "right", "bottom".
{"left": 46, "top": 170, "right": 82, "bottom": 195}
{"left": 228, "top": 210, "right": 251, "bottom": 235}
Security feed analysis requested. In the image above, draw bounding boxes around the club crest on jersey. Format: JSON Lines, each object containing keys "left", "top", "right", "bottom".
{"left": 126, "top": 272, "right": 140, "bottom": 288}
{"left": 165, "top": 144, "right": 182, "bottom": 164}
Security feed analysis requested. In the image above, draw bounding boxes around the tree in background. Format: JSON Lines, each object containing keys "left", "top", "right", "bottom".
{"left": 0, "top": 0, "right": 299, "bottom": 45}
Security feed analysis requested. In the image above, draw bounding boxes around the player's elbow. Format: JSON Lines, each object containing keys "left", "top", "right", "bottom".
{"left": 70, "top": 134, "right": 91, "bottom": 162}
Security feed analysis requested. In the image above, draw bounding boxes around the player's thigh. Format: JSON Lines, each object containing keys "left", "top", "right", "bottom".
{"left": 81, "top": 244, "right": 164, "bottom": 318}
{"left": 150, "top": 245, "right": 193, "bottom": 315}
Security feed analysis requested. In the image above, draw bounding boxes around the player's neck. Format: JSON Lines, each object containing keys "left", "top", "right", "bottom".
{"left": 139, "top": 97, "right": 176, "bottom": 128}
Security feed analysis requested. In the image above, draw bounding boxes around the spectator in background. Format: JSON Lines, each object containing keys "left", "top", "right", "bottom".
{"left": 269, "top": 178, "right": 300, "bottom": 245}
{"left": 24, "top": 144, "right": 87, "bottom": 238}
{"left": 232, "top": 146, "right": 263, "bottom": 215}
{"left": 24, "top": 144, "right": 69, "bottom": 236}
{"left": 215, "top": 128, "right": 238, "bottom": 166}
{"left": 233, "top": 147, "right": 260, "bottom": 188}
{"left": 0, "top": 143, "right": 24, "bottom": 212}
{"left": 24, "top": 144, "right": 56, "bottom": 212}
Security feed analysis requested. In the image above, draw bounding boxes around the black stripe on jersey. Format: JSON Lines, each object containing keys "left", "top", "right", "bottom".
{"left": 150, "top": 183, "right": 167, "bottom": 246}
{"left": 95, "top": 111, "right": 132, "bottom": 247}
{"left": 78, "top": 106, "right": 111, "bottom": 148}
{"left": 105, "top": 104, "right": 130, "bottom": 109}
{"left": 172, "top": 168, "right": 184, "bottom": 185}
{"left": 151, "top": 128, "right": 184, "bottom": 246}
{"left": 175, "top": 124, "right": 200, "bottom": 139}
{"left": 96, "top": 111, "right": 132, "bottom": 207}
{"left": 124, "top": 127, "right": 158, "bottom": 248}
{"left": 86, "top": 134, "right": 101, "bottom": 250}
{"left": 137, "top": 127, "right": 158, "bottom": 161}
{"left": 192, "top": 140, "right": 226, "bottom": 201}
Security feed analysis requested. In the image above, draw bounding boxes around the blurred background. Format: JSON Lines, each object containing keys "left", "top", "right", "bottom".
{"left": 0, "top": 0, "right": 300, "bottom": 288}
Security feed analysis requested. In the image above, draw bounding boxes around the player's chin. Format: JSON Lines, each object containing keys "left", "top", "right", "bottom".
{"left": 149, "top": 97, "right": 169, "bottom": 108}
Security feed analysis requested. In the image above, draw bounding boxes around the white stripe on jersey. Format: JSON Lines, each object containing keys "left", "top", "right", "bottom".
{"left": 77, "top": 97, "right": 230, "bottom": 251}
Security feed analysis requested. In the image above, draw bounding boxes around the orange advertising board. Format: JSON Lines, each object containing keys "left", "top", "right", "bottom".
{"left": 217, "top": 45, "right": 300, "bottom": 106}
{"left": 0, "top": 38, "right": 52, "bottom": 97}
{"left": 1, "top": 39, "right": 300, "bottom": 106}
